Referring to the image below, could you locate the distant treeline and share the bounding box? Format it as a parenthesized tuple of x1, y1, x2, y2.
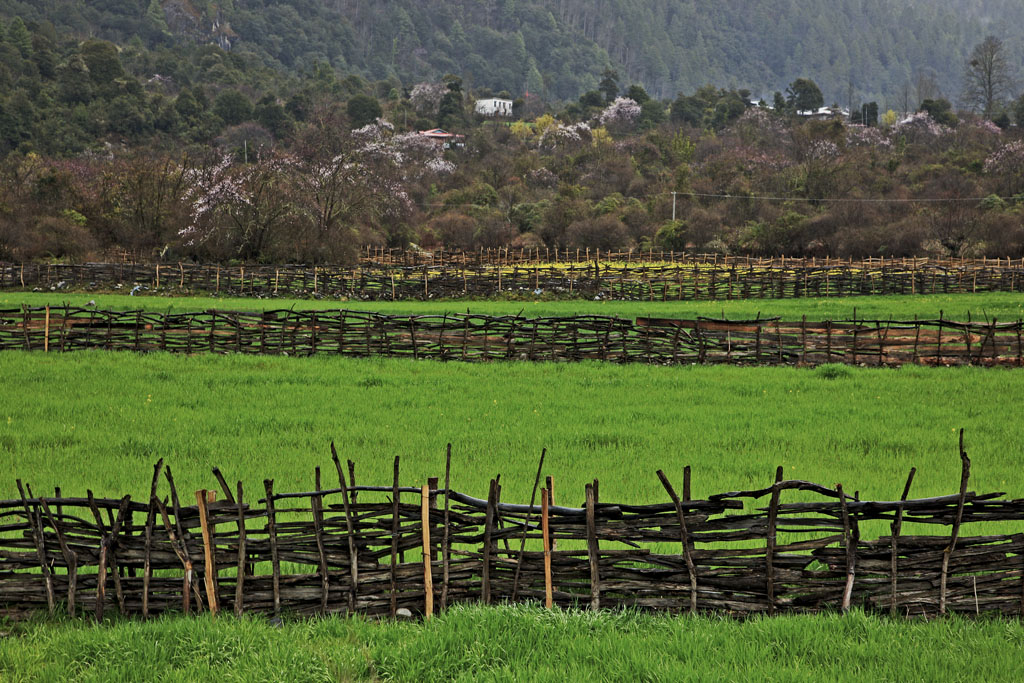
(1, 12, 1024, 264)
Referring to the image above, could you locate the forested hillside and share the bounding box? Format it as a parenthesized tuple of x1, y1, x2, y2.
(2, 0, 1022, 106)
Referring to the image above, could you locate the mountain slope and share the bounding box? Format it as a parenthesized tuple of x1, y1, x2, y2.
(2, 0, 1022, 106)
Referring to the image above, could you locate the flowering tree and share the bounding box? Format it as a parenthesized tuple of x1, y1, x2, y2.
(984, 140, 1024, 195)
(598, 97, 641, 132)
(538, 121, 591, 149)
(180, 152, 298, 260)
(891, 112, 952, 143)
(409, 82, 446, 116)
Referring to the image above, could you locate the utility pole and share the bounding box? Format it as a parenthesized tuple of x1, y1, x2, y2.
(671, 191, 677, 222)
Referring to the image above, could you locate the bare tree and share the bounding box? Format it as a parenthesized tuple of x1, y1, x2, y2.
(961, 36, 1016, 116)
(915, 69, 942, 107)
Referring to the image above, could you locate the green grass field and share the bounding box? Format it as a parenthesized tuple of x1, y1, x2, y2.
(3, 606, 1023, 682)
(2, 350, 1020, 505)
(3, 289, 1024, 679)
(5, 290, 1024, 322)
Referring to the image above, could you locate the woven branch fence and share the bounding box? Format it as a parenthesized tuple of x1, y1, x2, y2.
(3, 307, 1023, 367)
(361, 247, 1024, 268)
(4, 259, 1023, 301)
(3, 436, 1022, 621)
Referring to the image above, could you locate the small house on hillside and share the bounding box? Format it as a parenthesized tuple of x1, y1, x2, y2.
(797, 106, 849, 120)
(474, 98, 513, 117)
(418, 129, 465, 149)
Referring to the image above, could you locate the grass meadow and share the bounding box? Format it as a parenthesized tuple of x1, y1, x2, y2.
(2, 288, 1024, 680)
(2, 351, 1022, 505)
(2, 606, 1024, 682)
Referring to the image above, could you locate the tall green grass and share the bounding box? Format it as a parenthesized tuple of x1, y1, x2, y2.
(2, 352, 1019, 506)
(2, 606, 1023, 682)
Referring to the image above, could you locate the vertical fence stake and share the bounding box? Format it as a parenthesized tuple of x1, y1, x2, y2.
(142, 459, 164, 618)
(940, 429, 971, 615)
(196, 490, 220, 616)
(890, 467, 916, 615)
(441, 444, 452, 610)
(39, 495, 77, 618)
(512, 448, 546, 602)
(331, 444, 359, 614)
(311, 468, 329, 614)
(390, 456, 400, 618)
(17, 481, 55, 614)
(235, 482, 246, 617)
(541, 488, 552, 608)
(657, 470, 698, 613)
(263, 480, 281, 618)
(585, 483, 601, 611)
(837, 484, 855, 612)
(482, 478, 498, 604)
(421, 485, 434, 619)
(347, 460, 358, 505)
(766, 466, 783, 615)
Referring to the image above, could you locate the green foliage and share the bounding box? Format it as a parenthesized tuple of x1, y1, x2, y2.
(670, 93, 703, 127)
(4, 0, 1024, 106)
(786, 78, 824, 112)
(345, 93, 382, 128)
(598, 68, 619, 103)
(212, 90, 253, 126)
(979, 194, 1008, 212)
(920, 98, 958, 127)
(80, 39, 125, 86)
(654, 219, 688, 250)
(638, 99, 666, 129)
(626, 84, 650, 104)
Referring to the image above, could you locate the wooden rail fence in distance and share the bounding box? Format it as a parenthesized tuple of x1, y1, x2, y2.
(2, 307, 1022, 367)
(4, 258, 1023, 301)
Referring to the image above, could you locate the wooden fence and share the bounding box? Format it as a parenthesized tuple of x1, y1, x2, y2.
(4, 259, 1023, 300)
(2, 307, 1022, 367)
(359, 246, 1024, 268)
(3, 435, 1023, 621)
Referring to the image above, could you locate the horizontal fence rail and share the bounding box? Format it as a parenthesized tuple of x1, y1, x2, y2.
(4, 259, 1023, 301)
(2, 307, 1022, 367)
(2, 435, 1021, 621)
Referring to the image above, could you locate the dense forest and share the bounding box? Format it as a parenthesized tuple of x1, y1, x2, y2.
(1, 4, 1023, 264)
(2, 0, 1023, 105)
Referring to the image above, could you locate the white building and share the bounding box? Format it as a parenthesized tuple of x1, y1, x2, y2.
(474, 98, 514, 117)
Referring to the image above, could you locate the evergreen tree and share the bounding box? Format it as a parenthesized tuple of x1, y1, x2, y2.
(599, 69, 619, 103)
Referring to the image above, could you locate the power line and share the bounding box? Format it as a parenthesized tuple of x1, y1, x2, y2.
(674, 191, 1016, 204)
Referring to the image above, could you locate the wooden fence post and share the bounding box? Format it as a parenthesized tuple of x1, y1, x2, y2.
(890, 468, 916, 615)
(656, 470, 698, 613)
(482, 478, 497, 604)
(311, 468, 329, 614)
(331, 445, 359, 614)
(235, 481, 246, 617)
(16, 481, 55, 614)
(837, 484, 855, 612)
(766, 466, 783, 615)
(421, 485, 434, 619)
(541, 488, 552, 609)
(390, 456, 400, 618)
(940, 430, 971, 615)
(263, 480, 281, 617)
(195, 489, 219, 616)
(585, 483, 600, 611)
(441, 444, 452, 610)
